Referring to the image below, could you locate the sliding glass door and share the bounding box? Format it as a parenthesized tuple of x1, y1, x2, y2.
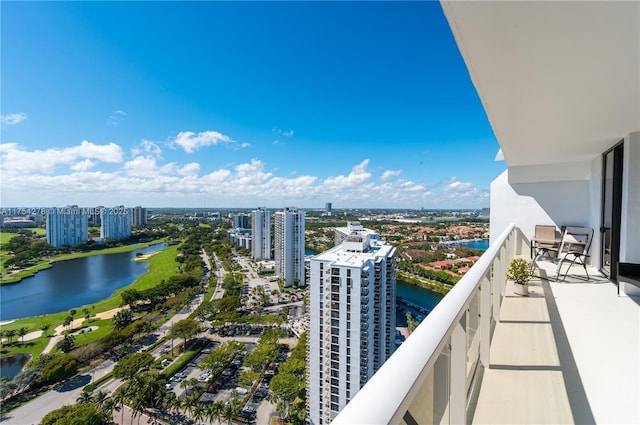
(601, 142, 623, 280)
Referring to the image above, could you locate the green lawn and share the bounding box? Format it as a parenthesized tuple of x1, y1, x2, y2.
(0, 232, 14, 247)
(0, 243, 182, 359)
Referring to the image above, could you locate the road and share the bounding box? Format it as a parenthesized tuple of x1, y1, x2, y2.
(0, 249, 216, 425)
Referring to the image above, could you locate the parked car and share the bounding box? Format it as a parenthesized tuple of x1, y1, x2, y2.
(240, 405, 256, 418)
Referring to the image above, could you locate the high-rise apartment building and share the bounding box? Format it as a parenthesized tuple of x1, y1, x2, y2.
(308, 228, 396, 424)
(251, 207, 271, 260)
(130, 206, 147, 227)
(45, 206, 89, 247)
(89, 206, 104, 227)
(325, 202, 332, 216)
(100, 206, 132, 240)
(274, 207, 306, 287)
(232, 213, 250, 230)
(334, 221, 380, 246)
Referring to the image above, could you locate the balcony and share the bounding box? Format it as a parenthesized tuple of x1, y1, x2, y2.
(333, 223, 640, 424)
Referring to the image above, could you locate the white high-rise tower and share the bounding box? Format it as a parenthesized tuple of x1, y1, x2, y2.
(251, 207, 271, 260)
(45, 206, 89, 247)
(308, 227, 396, 424)
(274, 207, 306, 287)
(100, 206, 132, 240)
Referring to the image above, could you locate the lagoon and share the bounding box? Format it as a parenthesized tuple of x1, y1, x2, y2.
(0, 244, 165, 321)
(396, 280, 443, 326)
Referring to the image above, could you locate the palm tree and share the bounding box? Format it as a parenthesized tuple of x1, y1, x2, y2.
(193, 403, 206, 424)
(41, 324, 50, 337)
(63, 316, 73, 332)
(221, 402, 237, 425)
(207, 400, 225, 425)
(180, 379, 189, 395)
(182, 395, 197, 418)
(98, 396, 116, 423)
(77, 390, 94, 403)
(69, 309, 77, 330)
(163, 393, 180, 416)
(129, 394, 144, 425)
(93, 389, 109, 406)
(18, 326, 29, 343)
(187, 377, 199, 396)
(5, 329, 16, 344)
(112, 386, 127, 425)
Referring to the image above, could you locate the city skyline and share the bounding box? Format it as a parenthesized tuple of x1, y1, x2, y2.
(1, 2, 504, 209)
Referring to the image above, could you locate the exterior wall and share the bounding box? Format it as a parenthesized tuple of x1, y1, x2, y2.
(490, 131, 639, 278)
(308, 238, 396, 425)
(130, 206, 147, 226)
(274, 208, 305, 287)
(620, 132, 640, 295)
(232, 213, 250, 230)
(490, 169, 592, 256)
(46, 206, 89, 247)
(100, 206, 132, 240)
(251, 208, 271, 260)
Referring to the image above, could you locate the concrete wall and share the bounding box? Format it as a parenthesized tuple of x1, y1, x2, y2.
(620, 132, 640, 295)
(490, 169, 592, 254)
(490, 131, 639, 282)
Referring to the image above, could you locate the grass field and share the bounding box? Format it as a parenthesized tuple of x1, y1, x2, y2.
(0, 243, 182, 359)
(0, 232, 14, 247)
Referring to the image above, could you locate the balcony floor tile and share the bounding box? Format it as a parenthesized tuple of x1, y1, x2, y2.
(472, 267, 639, 425)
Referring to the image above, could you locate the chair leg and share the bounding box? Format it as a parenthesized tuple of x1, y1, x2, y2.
(557, 256, 579, 282)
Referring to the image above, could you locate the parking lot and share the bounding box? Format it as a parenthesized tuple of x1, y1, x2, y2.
(163, 337, 282, 424)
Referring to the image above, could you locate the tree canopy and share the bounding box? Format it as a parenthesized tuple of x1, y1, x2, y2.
(112, 352, 153, 380)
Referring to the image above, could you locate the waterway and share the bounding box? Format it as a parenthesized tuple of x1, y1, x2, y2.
(0, 244, 166, 321)
(0, 354, 31, 380)
(396, 281, 443, 326)
(447, 239, 489, 250)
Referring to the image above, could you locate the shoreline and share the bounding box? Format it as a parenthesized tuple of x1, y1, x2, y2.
(0, 239, 165, 285)
(0, 243, 181, 363)
(397, 270, 452, 296)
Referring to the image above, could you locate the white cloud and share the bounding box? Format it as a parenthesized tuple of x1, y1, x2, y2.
(0, 146, 489, 208)
(323, 159, 372, 188)
(123, 155, 177, 178)
(272, 127, 294, 137)
(70, 159, 96, 172)
(172, 130, 238, 153)
(108, 110, 127, 126)
(178, 162, 200, 177)
(0, 141, 123, 174)
(379, 169, 402, 181)
(1, 112, 28, 127)
(131, 139, 162, 158)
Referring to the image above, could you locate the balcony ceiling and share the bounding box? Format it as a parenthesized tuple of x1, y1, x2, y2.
(441, 1, 640, 167)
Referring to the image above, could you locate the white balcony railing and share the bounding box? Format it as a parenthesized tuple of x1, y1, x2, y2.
(333, 223, 525, 424)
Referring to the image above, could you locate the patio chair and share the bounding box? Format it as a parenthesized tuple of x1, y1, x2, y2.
(549, 226, 594, 281)
(530, 224, 559, 259)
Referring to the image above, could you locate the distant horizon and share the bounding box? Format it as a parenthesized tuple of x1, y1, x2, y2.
(1, 2, 504, 209)
(1, 205, 489, 212)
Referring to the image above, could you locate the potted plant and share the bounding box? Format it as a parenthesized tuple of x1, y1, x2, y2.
(507, 258, 532, 296)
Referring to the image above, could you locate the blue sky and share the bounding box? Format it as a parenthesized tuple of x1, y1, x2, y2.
(1, 1, 504, 209)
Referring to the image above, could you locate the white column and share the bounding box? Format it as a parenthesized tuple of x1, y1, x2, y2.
(450, 321, 467, 425)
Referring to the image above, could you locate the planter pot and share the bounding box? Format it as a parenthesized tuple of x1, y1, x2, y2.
(513, 283, 529, 296)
